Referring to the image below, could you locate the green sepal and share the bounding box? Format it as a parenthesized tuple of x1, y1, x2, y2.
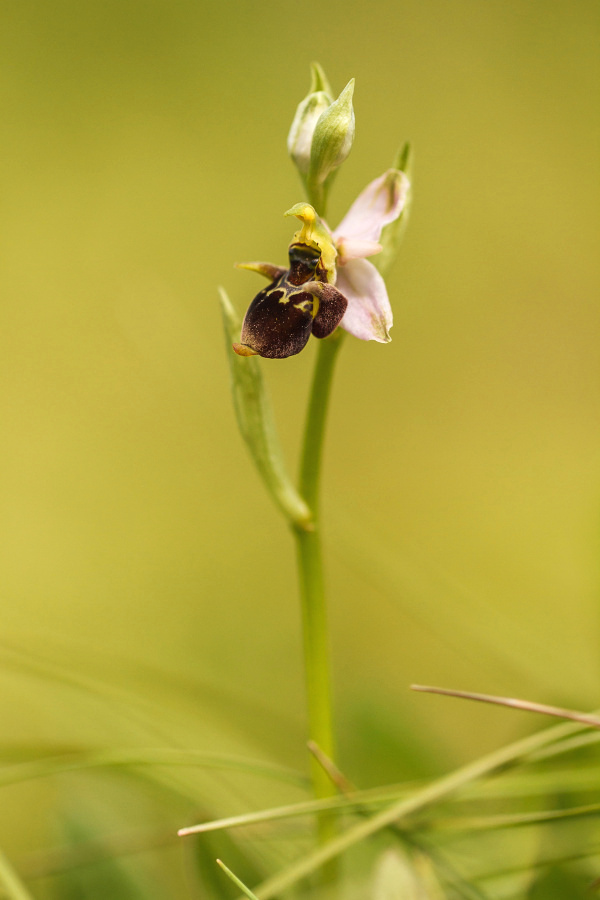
(376, 142, 413, 278)
(309, 61, 333, 98)
(220, 288, 312, 530)
(392, 140, 413, 179)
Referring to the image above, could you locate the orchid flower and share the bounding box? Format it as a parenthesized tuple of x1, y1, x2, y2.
(331, 167, 410, 343)
(233, 168, 410, 359)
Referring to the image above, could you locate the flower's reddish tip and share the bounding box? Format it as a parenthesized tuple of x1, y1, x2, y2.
(232, 342, 258, 357)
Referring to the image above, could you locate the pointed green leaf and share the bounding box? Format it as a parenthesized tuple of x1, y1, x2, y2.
(220, 289, 312, 530)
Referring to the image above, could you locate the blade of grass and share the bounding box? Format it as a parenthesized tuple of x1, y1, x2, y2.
(474, 843, 600, 884)
(192, 826, 266, 900)
(0, 640, 174, 745)
(178, 791, 379, 836)
(411, 685, 600, 728)
(179, 757, 600, 838)
(0, 748, 307, 790)
(464, 765, 600, 798)
(217, 860, 260, 900)
(0, 851, 34, 900)
(307, 740, 355, 793)
(241, 717, 588, 898)
(528, 730, 600, 761)
(310, 742, 488, 900)
(431, 801, 600, 832)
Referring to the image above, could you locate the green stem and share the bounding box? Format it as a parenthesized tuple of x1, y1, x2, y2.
(299, 331, 344, 513)
(294, 330, 345, 875)
(305, 177, 327, 222)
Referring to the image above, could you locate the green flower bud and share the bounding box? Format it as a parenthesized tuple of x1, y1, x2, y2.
(287, 90, 333, 176)
(308, 78, 355, 187)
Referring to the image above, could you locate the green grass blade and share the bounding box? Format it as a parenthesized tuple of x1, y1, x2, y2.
(0, 748, 307, 790)
(432, 801, 600, 832)
(243, 717, 588, 898)
(179, 760, 600, 838)
(0, 851, 34, 900)
(191, 827, 266, 900)
(217, 860, 260, 900)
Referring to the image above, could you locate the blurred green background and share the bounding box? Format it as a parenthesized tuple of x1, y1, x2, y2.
(0, 0, 599, 895)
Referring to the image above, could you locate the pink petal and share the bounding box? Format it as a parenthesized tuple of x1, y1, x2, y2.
(336, 258, 393, 343)
(334, 169, 410, 244)
(335, 237, 382, 264)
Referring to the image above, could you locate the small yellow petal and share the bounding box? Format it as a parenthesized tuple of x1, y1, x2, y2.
(232, 342, 258, 356)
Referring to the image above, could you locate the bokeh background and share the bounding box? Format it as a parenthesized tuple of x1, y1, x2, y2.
(0, 0, 599, 895)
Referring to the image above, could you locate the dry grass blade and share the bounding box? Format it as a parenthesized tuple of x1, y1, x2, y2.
(307, 740, 355, 793)
(411, 685, 600, 728)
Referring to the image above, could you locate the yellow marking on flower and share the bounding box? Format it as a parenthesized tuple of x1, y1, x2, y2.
(284, 203, 337, 283)
(294, 299, 312, 312)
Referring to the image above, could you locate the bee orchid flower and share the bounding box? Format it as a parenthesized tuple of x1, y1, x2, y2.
(233, 168, 410, 359)
(332, 167, 410, 343)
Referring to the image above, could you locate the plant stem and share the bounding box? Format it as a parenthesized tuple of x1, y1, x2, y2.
(294, 330, 345, 871)
(305, 178, 327, 222)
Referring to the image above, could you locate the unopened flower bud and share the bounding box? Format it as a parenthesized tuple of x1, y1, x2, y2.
(308, 79, 355, 186)
(287, 90, 332, 176)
